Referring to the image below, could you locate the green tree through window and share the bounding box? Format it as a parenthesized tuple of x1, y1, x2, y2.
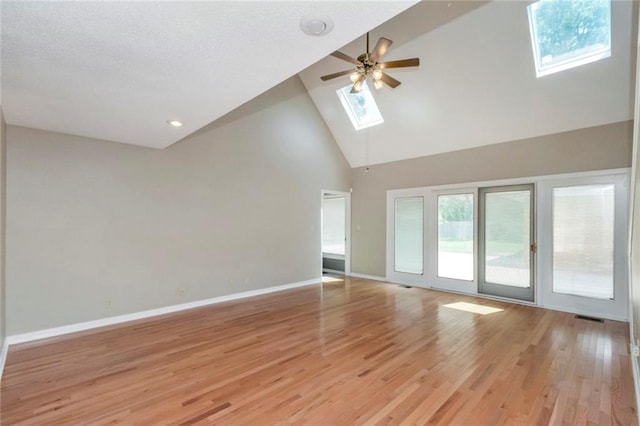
(438, 195, 472, 224)
(528, 0, 611, 76)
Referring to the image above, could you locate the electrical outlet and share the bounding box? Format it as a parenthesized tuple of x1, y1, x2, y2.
(634, 346, 640, 357)
(106, 300, 112, 310)
(178, 288, 186, 297)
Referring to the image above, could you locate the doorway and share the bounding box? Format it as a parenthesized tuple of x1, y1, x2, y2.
(321, 190, 351, 277)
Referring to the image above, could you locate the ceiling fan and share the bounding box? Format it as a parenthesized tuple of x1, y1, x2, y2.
(320, 32, 420, 93)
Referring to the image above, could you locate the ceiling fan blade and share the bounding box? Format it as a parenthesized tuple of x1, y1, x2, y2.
(330, 50, 361, 66)
(369, 37, 393, 63)
(320, 69, 357, 81)
(380, 72, 401, 89)
(350, 74, 367, 93)
(378, 58, 420, 69)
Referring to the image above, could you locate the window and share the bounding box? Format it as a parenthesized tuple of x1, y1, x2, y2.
(553, 184, 614, 299)
(527, 0, 611, 77)
(437, 194, 474, 281)
(322, 197, 346, 255)
(336, 81, 384, 130)
(394, 197, 423, 274)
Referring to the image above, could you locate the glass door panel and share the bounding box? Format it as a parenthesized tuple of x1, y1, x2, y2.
(538, 172, 627, 321)
(394, 197, 424, 274)
(479, 185, 535, 301)
(553, 184, 614, 300)
(437, 193, 474, 281)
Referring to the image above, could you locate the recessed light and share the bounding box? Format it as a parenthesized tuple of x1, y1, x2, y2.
(300, 16, 334, 37)
(167, 120, 183, 127)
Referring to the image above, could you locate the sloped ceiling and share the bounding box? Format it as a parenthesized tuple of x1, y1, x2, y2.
(1, 1, 417, 149)
(299, 1, 637, 167)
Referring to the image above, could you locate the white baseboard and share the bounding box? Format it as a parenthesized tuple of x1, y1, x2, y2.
(632, 343, 640, 425)
(349, 272, 387, 282)
(0, 338, 8, 382)
(540, 303, 627, 322)
(6, 278, 320, 346)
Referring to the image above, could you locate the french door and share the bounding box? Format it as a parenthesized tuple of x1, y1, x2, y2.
(478, 185, 535, 302)
(386, 169, 628, 320)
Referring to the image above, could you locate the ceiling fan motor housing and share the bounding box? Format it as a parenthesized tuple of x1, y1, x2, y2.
(356, 54, 376, 75)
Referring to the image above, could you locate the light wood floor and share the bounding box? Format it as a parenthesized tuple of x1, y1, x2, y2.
(1, 277, 637, 425)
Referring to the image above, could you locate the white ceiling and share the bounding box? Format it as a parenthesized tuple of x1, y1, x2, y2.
(299, 1, 637, 167)
(1, 1, 417, 149)
(2, 1, 636, 164)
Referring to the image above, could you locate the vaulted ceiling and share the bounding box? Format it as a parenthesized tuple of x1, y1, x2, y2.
(1, 1, 416, 148)
(299, 0, 637, 167)
(1, 1, 637, 166)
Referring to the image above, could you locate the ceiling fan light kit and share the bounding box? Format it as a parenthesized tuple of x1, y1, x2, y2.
(320, 32, 420, 93)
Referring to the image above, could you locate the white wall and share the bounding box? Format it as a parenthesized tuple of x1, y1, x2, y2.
(0, 108, 6, 347)
(629, 0, 640, 355)
(6, 76, 351, 335)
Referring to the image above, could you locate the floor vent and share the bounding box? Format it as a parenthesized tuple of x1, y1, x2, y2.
(399, 285, 412, 289)
(575, 314, 604, 323)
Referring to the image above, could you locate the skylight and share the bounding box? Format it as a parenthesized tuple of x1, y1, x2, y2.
(527, 0, 611, 78)
(336, 81, 384, 130)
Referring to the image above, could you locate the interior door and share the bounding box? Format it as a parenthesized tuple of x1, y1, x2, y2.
(479, 184, 535, 301)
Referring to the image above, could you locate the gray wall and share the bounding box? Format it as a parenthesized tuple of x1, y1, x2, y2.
(351, 121, 633, 277)
(6, 76, 351, 335)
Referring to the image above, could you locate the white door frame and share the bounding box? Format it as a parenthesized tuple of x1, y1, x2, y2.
(321, 190, 351, 276)
(537, 171, 629, 320)
(428, 187, 479, 295)
(386, 187, 430, 287)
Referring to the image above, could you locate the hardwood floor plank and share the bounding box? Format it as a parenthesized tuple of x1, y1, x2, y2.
(1, 277, 637, 424)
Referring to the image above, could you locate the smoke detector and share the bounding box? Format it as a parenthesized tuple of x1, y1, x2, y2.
(300, 16, 334, 37)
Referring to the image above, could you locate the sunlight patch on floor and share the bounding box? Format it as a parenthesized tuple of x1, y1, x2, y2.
(322, 276, 345, 283)
(442, 302, 503, 315)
